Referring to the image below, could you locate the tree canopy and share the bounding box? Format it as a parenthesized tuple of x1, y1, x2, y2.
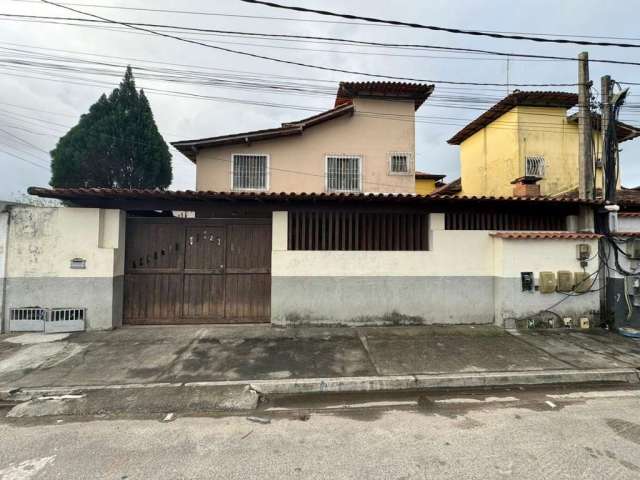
(50, 66, 172, 188)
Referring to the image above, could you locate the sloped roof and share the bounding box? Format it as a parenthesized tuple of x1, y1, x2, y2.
(430, 177, 462, 195)
(566, 112, 639, 143)
(491, 231, 602, 240)
(415, 171, 446, 181)
(334, 81, 434, 110)
(171, 103, 354, 161)
(447, 91, 579, 145)
(28, 187, 599, 207)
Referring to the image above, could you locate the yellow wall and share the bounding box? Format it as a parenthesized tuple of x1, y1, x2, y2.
(415, 178, 437, 195)
(196, 97, 416, 194)
(458, 106, 606, 197)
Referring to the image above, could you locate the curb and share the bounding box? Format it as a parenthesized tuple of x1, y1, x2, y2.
(248, 368, 640, 395)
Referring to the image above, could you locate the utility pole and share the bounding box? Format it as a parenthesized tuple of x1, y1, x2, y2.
(578, 51, 594, 200)
(601, 75, 613, 202)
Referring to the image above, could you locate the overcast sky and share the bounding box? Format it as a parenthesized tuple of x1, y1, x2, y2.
(1, 0, 639, 201)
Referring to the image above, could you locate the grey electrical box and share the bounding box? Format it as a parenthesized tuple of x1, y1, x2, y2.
(627, 239, 640, 259)
(576, 244, 591, 261)
(574, 271, 591, 293)
(557, 271, 574, 292)
(539, 272, 557, 294)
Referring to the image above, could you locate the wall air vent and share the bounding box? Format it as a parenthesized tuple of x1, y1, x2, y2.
(46, 308, 86, 333)
(9, 307, 46, 332)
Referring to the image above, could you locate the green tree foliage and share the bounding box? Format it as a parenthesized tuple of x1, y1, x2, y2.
(50, 66, 172, 188)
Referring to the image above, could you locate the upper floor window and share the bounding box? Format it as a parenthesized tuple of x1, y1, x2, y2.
(326, 155, 362, 192)
(525, 155, 545, 178)
(232, 154, 269, 191)
(388, 152, 413, 175)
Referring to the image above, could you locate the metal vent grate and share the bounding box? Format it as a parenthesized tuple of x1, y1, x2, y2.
(9, 307, 47, 332)
(46, 308, 86, 333)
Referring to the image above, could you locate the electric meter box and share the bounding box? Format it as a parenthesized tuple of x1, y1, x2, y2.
(627, 238, 640, 260)
(576, 244, 591, 261)
(557, 271, 574, 292)
(574, 271, 591, 293)
(538, 272, 557, 294)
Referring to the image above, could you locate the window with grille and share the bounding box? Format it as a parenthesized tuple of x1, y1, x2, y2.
(232, 154, 268, 190)
(525, 155, 545, 178)
(389, 153, 412, 175)
(326, 155, 361, 192)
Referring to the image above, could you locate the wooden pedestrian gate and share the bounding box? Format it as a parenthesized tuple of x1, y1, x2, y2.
(123, 218, 271, 325)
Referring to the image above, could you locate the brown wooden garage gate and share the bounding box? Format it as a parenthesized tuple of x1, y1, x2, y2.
(123, 217, 271, 325)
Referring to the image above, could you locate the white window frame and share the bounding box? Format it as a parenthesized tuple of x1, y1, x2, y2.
(230, 153, 270, 192)
(388, 152, 414, 176)
(525, 154, 545, 178)
(324, 154, 363, 193)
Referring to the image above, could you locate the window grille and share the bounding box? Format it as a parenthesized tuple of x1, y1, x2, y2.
(525, 155, 545, 178)
(288, 210, 428, 251)
(389, 153, 411, 174)
(232, 154, 268, 190)
(326, 155, 361, 192)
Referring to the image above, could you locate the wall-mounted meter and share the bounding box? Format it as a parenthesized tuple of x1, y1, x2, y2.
(576, 244, 591, 261)
(627, 238, 640, 260)
(521, 272, 534, 292)
(557, 271, 574, 292)
(539, 272, 557, 294)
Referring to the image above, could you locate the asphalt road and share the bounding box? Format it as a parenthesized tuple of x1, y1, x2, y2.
(1, 388, 640, 479)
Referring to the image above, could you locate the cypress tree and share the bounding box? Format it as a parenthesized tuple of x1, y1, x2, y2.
(50, 66, 172, 188)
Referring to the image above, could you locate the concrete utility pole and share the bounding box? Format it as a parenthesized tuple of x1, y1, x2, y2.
(578, 52, 594, 200)
(601, 75, 613, 202)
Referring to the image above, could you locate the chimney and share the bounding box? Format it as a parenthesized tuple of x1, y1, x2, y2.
(511, 176, 541, 197)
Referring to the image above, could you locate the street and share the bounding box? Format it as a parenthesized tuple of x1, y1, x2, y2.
(1, 387, 640, 479)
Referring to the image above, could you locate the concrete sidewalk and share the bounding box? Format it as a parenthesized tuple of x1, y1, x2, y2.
(0, 325, 639, 415)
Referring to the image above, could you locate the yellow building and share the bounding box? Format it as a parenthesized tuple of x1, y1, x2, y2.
(445, 91, 639, 197)
(414, 171, 445, 195)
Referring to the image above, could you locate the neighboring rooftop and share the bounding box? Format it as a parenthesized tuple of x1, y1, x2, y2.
(334, 81, 434, 110)
(447, 91, 579, 145)
(430, 177, 462, 195)
(171, 103, 354, 162)
(415, 171, 446, 181)
(566, 112, 640, 143)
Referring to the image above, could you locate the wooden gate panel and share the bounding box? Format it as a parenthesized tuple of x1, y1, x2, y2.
(124, 219, 271, 325)
(124, 274, 182, 324)
(224, 274, 271, 322)
(226, 224, 271, 273)
(182, 274, 225, 320)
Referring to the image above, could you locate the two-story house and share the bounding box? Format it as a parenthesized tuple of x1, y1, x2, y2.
(441, 90, 639, 198)
(172, 81, 444, 195)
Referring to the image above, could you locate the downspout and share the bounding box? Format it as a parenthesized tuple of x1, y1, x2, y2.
(0, 207, 11, 333)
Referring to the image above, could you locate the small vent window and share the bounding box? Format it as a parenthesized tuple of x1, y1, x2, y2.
(525, 155, 545, 178)
(232, 154, 268, 191)
(389, 153, 412, 175)
(326, 155, 361, 192)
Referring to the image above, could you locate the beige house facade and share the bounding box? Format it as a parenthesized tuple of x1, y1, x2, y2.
(172, 82, 434, 195)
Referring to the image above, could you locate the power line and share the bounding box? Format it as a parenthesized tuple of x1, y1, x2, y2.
(4, 13, 640, 67)
(38, 0, 579, 87)
(241, 0, 640, 49)
(0, 146, 49, 171)
(14, 0, 640, 43)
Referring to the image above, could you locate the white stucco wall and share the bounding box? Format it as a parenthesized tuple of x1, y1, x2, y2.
(271, 211, 601, 326)
(4, 207, 126, 331)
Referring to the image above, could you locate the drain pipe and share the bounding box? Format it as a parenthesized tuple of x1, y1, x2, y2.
(0, 206, 10, 334)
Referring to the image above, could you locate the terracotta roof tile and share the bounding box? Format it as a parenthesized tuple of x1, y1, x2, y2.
(448, 91, 578, 145)
(335, 81, 434, 110)
(27, 187, 601, 206)
(430, 177, 461, 195)
(491, 231, 602, 240)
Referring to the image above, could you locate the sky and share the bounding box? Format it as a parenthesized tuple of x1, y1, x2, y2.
(1, 0, 639, 201)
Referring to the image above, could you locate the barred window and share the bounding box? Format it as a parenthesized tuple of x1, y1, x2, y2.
(326, 155, 361, 192)
(525, 155, 545, 178)
(389, 153, 412, 175)
(232, 154, 268, 190)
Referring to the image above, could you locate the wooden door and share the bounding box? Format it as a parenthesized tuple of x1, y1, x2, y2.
(123, 218, 271, 325)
